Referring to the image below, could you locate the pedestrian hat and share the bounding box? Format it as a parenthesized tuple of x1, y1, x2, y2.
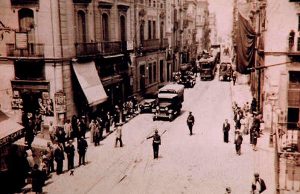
(254, 173, 259, 177)
(155, 129, 158, 133)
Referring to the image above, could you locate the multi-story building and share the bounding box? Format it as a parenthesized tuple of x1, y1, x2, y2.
(181, 0, 197, 65)
(209, 12, 217, 46)
(195, 0, 209, 53)
(131, 0, 168, 96)
(0, 0, 134, 130)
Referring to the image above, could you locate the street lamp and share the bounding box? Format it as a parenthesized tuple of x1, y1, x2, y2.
(269, 95, 278, 147)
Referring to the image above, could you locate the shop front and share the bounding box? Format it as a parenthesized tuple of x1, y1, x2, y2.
(72, 61, 108, 121)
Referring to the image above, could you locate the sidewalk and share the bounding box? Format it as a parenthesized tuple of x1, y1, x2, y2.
(230, 73, 276, 194)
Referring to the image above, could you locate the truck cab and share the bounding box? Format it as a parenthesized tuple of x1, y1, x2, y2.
(153, 84, 184, 121)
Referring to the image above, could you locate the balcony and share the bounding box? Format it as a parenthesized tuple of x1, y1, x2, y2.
(6, 43, 44, 58)
(142, 39, 159, 51)
(11, 0, 39, 4)
(160, 38, 168, 49)
(99, 41, 122, 55)
(73, 0, 92, 3)
(75, 41, 123, 57)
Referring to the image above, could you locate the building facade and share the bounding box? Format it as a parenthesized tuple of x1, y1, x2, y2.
(195, 0, 210, 53)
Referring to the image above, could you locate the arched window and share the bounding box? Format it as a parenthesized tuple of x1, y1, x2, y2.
(77, 11, 86, 43)
(102, 13, 109, 41)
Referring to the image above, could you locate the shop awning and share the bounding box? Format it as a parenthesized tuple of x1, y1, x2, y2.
(0, 110, 24, 148)
(72, 61, 108, 106)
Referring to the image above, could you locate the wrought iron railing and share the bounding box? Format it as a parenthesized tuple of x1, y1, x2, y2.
(75, 41, 123, 57)
(160, 38, 168, 49)
(143, 39, 159, 51)
(275, 121, 300, 193)
(6, 43, 44, 57)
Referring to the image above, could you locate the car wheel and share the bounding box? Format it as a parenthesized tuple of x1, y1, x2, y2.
(168, 114, 173, 122)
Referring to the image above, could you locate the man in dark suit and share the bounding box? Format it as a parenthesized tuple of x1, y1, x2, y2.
(77, 136, 88, 165)
(223, 119, 230, 143)
(252, 173, 266, 193)
(187, 111, 195, 135)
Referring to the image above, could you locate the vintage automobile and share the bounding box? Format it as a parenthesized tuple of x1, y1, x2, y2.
(219, 60, 232, 81)
(199, 53, 217, 80)
(139, 93, 158, 113)
(153, 84, 184, 121)
(176, 64, 196, 88)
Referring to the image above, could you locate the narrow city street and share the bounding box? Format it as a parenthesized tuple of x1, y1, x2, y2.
(35, 75, 275, 194)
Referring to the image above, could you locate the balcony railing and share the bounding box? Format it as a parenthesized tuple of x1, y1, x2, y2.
(142, 39, 159, 51)
(160, 38, 168, 49)
(75, 41, 123, 57)
(6, 43, 44, 57)
(75, 42, 98, 57)
(275, 121, 300, 192)
(99, 41, 122, 55)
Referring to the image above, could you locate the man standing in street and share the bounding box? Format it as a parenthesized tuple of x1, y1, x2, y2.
(65, 140, 75, 171)
(77, 136, 88, 166)
(234, 130, 243, 155)
(147, 129, 161, 159)
(115, 123, 123, 147)
(252, 173, 266, 193)
(187, 111, 195, 135)
(223, 119, 230, 143)
(54, 143, 65, 175)
(46, 142, 54, 173)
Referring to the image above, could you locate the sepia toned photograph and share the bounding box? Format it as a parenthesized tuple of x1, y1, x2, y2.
(0, 0, 298, 193)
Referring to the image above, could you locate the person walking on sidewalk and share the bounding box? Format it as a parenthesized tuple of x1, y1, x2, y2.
(223, 119, 230, 143)
(89, 119, 96, 143)
(65, 140, 75, 170)
(77, 136, 88, 166)
(252, 130, 259, 151)
(234, 130, 243, 155)
(187, 111, 195, 135)
(147, 129, 161, 159)
(115, 123, 123, 147)
(31, 164, 44, 194)
(252, 173, 266, 193)
(232, 71, 237, 85)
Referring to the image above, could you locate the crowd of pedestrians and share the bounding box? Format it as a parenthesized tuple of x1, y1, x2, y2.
(230, 97, 263, 155)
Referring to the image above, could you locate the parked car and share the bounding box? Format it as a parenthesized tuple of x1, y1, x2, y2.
(139, 92, 158, 113)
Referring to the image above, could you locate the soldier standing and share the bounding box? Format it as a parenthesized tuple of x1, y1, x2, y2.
(147, 129, 161, 159)
(187, 111, 195, 135)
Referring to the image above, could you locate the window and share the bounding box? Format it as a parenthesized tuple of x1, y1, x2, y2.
(161, 3, 163, 8)
(298, 15, 300, 31)
(140, 21, 145, 45)
(153, 62, 157, 82)
(15, 61, 45, 80)
(148, 20, 152, 39)
(149, 0, 151, 6)
(102, 13, 109, 41)
(148, 64, 152, 84)
(297, 37, 300, 51)
(153, 1, 156, 7)
(140, 0, 143, 4)
(153, 21, 156, 39)
(77, 11, 87, 43)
